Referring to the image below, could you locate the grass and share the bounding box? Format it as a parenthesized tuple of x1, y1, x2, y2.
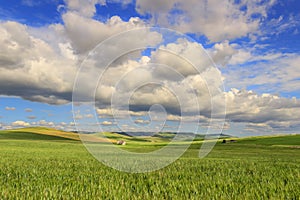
(236, 134, 300, 146)
(0, 127, 80, 141)
(0, 128, 299, 199)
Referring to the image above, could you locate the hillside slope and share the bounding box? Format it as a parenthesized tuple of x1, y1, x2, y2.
(0, 127, 80, 141)
(0, 127, 119, 143)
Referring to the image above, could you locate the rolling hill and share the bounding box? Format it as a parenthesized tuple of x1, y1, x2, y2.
(0, 127, 79, 141)
(0, 127, 299, 148)
(0, 127, 114, 143)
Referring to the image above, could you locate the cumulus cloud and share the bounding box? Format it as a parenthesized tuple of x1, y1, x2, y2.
(129, 111, 147, 117)
(63, 0, 277, 42)
(74, 113, 83, 120)
(151, 38, 212, 77)
(210, 41, 237, 66)
(63, 0, 106, 17)
(101, 121, 113, 126)
(97, 108, 147, 118)
(135, 0, 276, 42)
(224, 53, 300, 94)
(5, 107, 16, 111)
(12, 120, 30, 127)
(0, 12, 161, 105)
(0, 21, 76, 104)
(166, 114, 181, 121)
(25, 108, 32, 112)
(134, 119, 150, 124)
(89, 37, 298, 131)
(37, 120, 54, 127)
(97, 108, 113, 117)
(152, 87, 300, 131)
(53, 121, 77, 131)
(89, 38, 223, 119)
(224, 89, 300, 128)
(84, 114, 94, 119)
(62, 12, 147, 54)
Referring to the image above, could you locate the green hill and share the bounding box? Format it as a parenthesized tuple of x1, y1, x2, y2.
(0, 127, 80, 141)
(1, 127, 299, 148)
(235, 134, 300, 147)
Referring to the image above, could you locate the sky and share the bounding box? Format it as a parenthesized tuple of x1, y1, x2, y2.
(0, 0, 299, 136)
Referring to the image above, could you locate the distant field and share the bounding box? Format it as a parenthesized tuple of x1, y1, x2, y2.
(237, 134, 300, 146)
(0, 128, 299, 199)
(0, 127, 80, 141)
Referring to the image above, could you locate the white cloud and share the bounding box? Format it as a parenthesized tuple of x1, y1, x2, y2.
(63, 0, 106, 17)
(5, 106, 16, 111)
(136, 0, 175, 16)
(38, 120, 55, 127)
(74, 113, 83, 120)
(61, 0, 278, 42)
(97, 108, 113, 116)
(60, 122, 67, 126)
(53, 121, 77, 131)
(134, 119, 150, 124)
(262, 14, 300, 37)
(25, 108, 32, 112)
(12, 120, 30, 127)
(224, 53, 300, 93)
(210, 42, 288, 67)
(69, 122, 75, 126)
(62, 12, 147, 54)
(166, 114, 181, 121)
(0, 21, 76, 104)
(228, 49, 252, 65)
(0, 13, 161, 105)
(102, 121, 113, 125)
(81, 38, 223, 122)
(129, 111, 147, 116)
(135, 0, 276, 42)
(210, 41, 237, 66)
(84, 114, 94, 118)
(224, 88, 300, 127)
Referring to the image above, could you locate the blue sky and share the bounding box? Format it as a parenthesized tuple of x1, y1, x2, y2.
(0, 0, 299, 136)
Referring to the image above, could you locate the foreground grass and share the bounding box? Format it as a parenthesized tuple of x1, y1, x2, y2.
(0, 132, 299, 199)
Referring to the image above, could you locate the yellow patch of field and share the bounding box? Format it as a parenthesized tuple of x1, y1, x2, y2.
(9, 127, 81, 141)
(9, 127, 116, 143)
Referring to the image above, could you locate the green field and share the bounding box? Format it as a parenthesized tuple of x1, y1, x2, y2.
(0, 128, 299, 199)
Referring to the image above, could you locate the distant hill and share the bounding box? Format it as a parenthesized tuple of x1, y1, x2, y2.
(236, 134, 300, 146)
(1, 127, 298, 147)
(0, 127, 80, 141)
(114, 131, 232, 138)
(0, 127, 233, 143)
(0, 127, 120, 143)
